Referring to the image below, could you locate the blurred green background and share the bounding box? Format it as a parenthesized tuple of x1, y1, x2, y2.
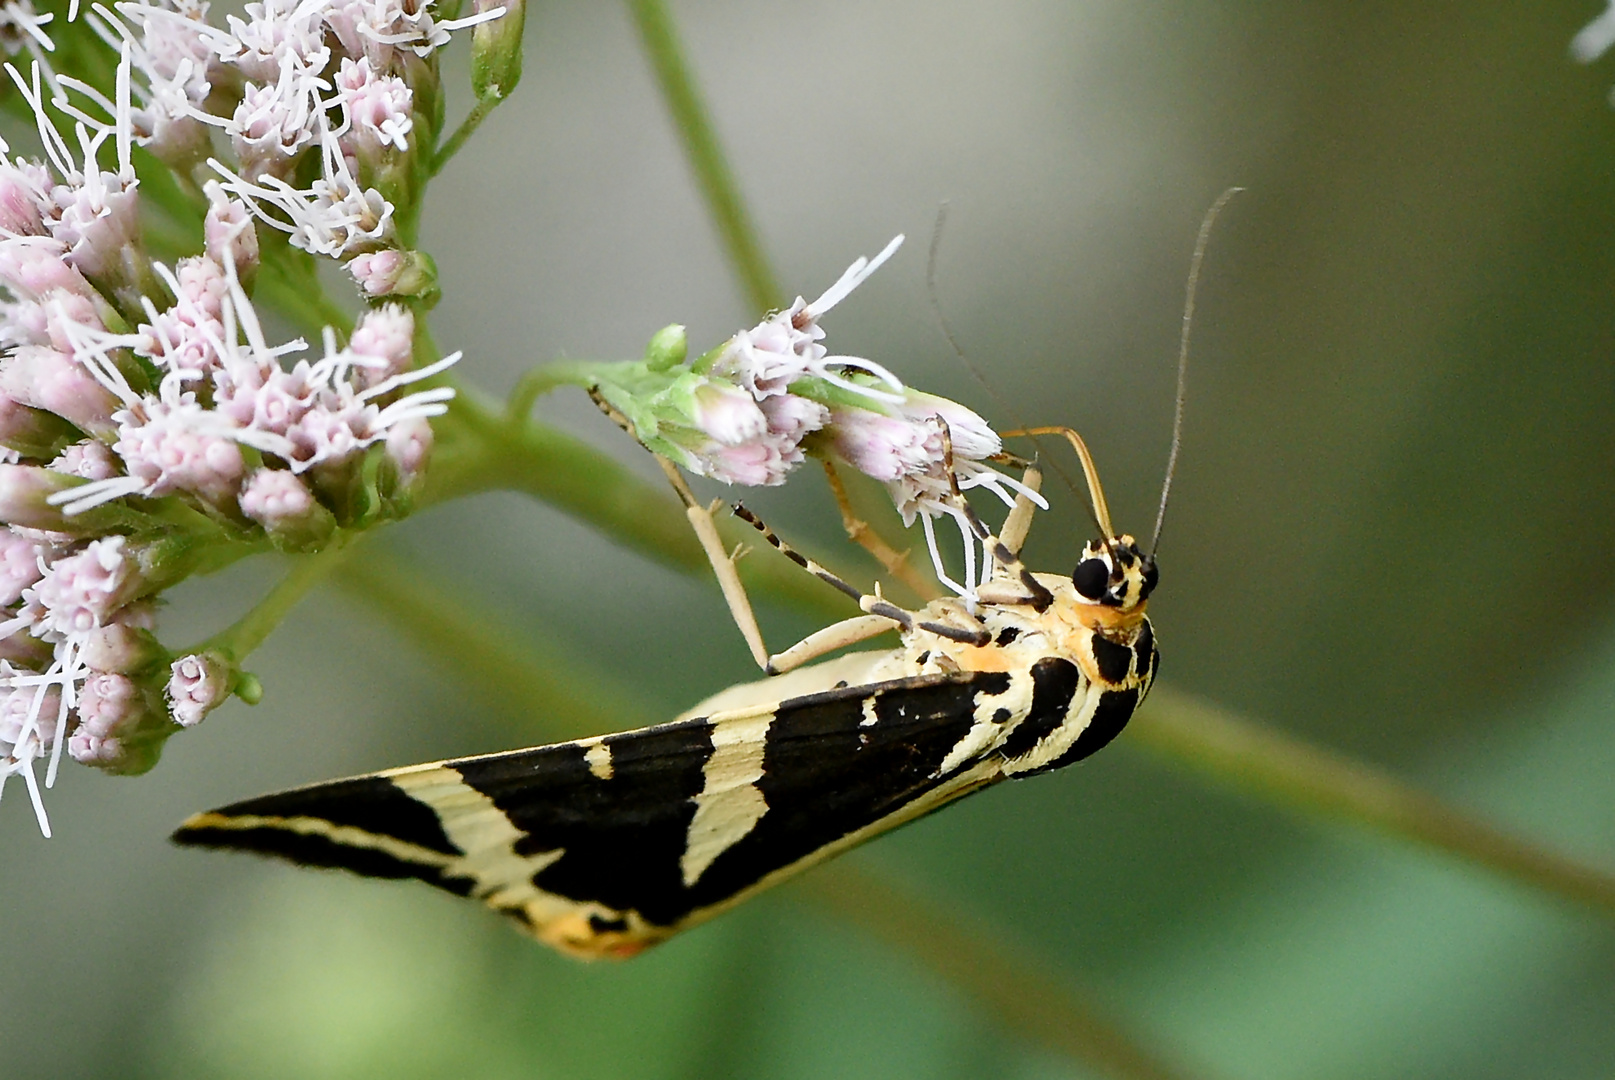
(4, 2, 1615, 1077)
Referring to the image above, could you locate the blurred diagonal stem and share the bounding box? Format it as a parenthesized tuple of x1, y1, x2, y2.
(1130, 688, 1615, 919)
(625, 0, 783, 314)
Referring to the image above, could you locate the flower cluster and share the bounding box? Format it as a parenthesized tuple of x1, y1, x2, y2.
(0, 0, 484, 831)
(89, 0, 502, 295)
(589, 238, 1043, 600)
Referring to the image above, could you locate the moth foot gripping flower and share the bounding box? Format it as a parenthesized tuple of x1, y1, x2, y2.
(0, 0, 507, 833)
(582, 237, 1045, 600)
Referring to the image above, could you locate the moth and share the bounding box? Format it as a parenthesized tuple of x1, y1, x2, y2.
(173, 426, 1158, 959)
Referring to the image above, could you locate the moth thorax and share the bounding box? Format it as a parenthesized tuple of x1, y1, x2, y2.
(1070, 533, 1156, 613)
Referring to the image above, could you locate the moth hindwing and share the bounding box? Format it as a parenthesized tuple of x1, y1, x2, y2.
(175, 452, 1159, 959)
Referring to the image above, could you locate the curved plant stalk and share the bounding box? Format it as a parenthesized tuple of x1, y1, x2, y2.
(1129, 687, 1615, 918)
(625, 0, 783, 314)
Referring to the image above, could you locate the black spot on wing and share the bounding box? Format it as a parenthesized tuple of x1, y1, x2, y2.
(1033, 687, 1139, 775)
(687, 672, 1008, 911)
(1091, 634, 1133, 686)
(454, 722, 714, 927)
(1132, 621, 1154, 679)
(171, 821, 474, 896)
(190, 775, 461, 857)
(994, 625, 1021, 646)
(998, 657, 1083, 759)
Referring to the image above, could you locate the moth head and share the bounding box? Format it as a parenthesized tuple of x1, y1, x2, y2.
(1071, 534, 1155, 611)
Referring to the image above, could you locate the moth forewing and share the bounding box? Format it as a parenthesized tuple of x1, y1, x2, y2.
(173, 456, 1159, 960)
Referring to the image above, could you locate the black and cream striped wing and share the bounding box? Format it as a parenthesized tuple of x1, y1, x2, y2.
(173, 669, 1017, 958)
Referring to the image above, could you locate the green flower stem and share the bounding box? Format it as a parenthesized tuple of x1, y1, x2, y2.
(791, 860, 1200, 1080)
(625, 0, 782, 315)
(428, 385, 849, 621)
(193, 539, 356, 663)
(504, 360, 603, 424)
(334, 542, 1186, 1080)
(432, 96, 501, 176)
(1130, 686, 1615, 919)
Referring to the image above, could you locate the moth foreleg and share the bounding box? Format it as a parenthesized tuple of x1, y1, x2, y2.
(766, 613, 898, 675)
(820, 460, 934, 598)
(656, 457, 774, 671)
(997, 461, 1043, 556)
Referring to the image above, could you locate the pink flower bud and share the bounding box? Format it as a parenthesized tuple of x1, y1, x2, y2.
(349, 305, 415, 389)
(79, 618, 165, 674)
(167, 651, 233, 726)
(691, 381, 768, 446)
(695, 440, 795, 487)
(0, 465, 124, 534)
(27, 536, 137, 636)
(49, 440, 120, 481)
(334, 58, 414, 153)
(346, 248, 436, 299)
(759, 393, 829, 443)
(0, 164, 48, 236)
(0, 685, 63, 757)
(205, 195, 260, 283)
(0, 243, 95, 302)
(0, 527, 43, 606)
(827, 408, 931, 482)
(77, 672, 146, 739)
(0, 346, 119, 437)
(346, 249, 404, 295)
(48, 176, 141, 283)
(114, 402, 246, 506)
(384, 416, 433, 482)
(237, 468, 335, 550)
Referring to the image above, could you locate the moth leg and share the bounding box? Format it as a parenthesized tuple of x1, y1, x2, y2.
(652, 457, 777, 671)
(766, 613, 898, 675)
(729, 504, 924, 672)
(820, 461, 935, 599)
(588, 388, 784, 670)
(997, 461, 1043, 557)
(933, 420, 1054, 611)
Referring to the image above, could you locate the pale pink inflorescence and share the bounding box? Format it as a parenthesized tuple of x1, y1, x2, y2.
(651, 237, 1042, 598)
(0, 0, 494, 831)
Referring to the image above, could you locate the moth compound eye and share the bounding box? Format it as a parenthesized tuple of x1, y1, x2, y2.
(1140, 559, 1160, 599)
(1072, 557, 1108, 600)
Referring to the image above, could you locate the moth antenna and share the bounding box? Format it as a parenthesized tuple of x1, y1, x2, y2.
(1000, 426, 1114, 541)
(1150, 185, 1244, 560)
(927, 203, 1103, 537)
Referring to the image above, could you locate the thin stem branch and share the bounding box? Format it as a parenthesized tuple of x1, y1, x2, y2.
(1130, 686, 1615, 919)
(195, 540, 355, 662)
(624, 0, 782, 314)
(334, 543, 1192, 1080)
(791, 861, 1199, 1080)
(432, 96, 500, 176)
(503, 359, 603, 424)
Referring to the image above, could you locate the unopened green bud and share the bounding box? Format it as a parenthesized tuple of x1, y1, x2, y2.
(644, 324, 688, 371)
(471, 0, 525, 102)
(348, 249, 440, 306)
